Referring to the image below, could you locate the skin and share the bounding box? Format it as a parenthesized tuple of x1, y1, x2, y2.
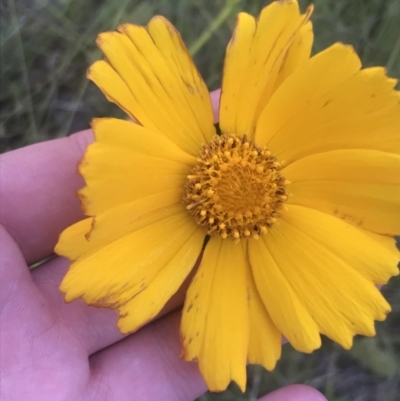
(0, 92, 327, 401)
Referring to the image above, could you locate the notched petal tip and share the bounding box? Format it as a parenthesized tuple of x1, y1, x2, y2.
(90, 118, 109, 140)
(148, 15, 175, 30)
(147, 14, 189, 55)
(58, 281, 75, 303)
(378, 304, 392, 321)
(340, 338, 353, 351)
(76, 187, 91, 215)
(86, 60, 107, 82)
(90, 117, 101, 130)
(276, 0, 297, 7)
(86, 65, 94, 80)
(95, 31, 111, 47)
(331, 41, 356, 54)
(116, 315, 139, 335)
(117, 22, 136, 33)
(54, 237, 68, 260)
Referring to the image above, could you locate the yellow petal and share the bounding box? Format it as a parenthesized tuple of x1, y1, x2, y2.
(117, 224, 204, 334)
(94, 17, 215, 155)
(259, 60, 400, 161)
(363, 231, 400, 260)
(282, 205, 399, 285)
(246, 245, 282, 370)
(288, 181, 399, 235)
(92, 118, 196, 164)
(271, 20, 314, 92)
(255, 42, 362, 147)
(220, 0, 313, 138)
(181, 237, 249, 392)
(79, 118, 194, 215)
(56, 201, 185, 262)
(87, 61, 139, 122)
(219, 12, 256, 136)
(283, 149, 400, 184)
(285, 150, 400, 235)
(267, 212, 392, 348)
(248, 236, 321, 353)
(60, 210, 200, 308)
(146, 17, 214, 134)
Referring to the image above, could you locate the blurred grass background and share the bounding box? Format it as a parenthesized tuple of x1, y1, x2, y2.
(1, 0, 399, 399)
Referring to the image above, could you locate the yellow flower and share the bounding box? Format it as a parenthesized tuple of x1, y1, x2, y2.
(55, 0, 400, 392)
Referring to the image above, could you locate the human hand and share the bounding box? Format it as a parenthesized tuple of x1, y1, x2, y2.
(0, 91, 327, 401)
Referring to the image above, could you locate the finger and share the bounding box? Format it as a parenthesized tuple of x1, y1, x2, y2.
(32, 252, 202, 355)
(31, 255, 122, 354)
(0, 130, 93, 265)
(0, 225, 66, 369)
(210, 89, 221, 122)
(258, 385, 327, 401)
(0, 225, 38, 312)
(0, 92, 221, 266)
(87, 311, 206, 401)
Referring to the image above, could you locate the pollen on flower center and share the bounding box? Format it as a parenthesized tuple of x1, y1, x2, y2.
(183, 134, 288, 240)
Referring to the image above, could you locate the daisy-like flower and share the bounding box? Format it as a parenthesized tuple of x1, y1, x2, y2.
(56, 0, 400, 392)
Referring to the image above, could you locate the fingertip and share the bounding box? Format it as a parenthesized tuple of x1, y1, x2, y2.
(259, 384, 327, 401)
(210, 89, 221, 123)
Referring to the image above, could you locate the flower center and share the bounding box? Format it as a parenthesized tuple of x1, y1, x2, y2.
(183, 134, 288, 240)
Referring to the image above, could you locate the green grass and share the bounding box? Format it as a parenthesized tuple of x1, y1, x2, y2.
(1, 0, 400, 400)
